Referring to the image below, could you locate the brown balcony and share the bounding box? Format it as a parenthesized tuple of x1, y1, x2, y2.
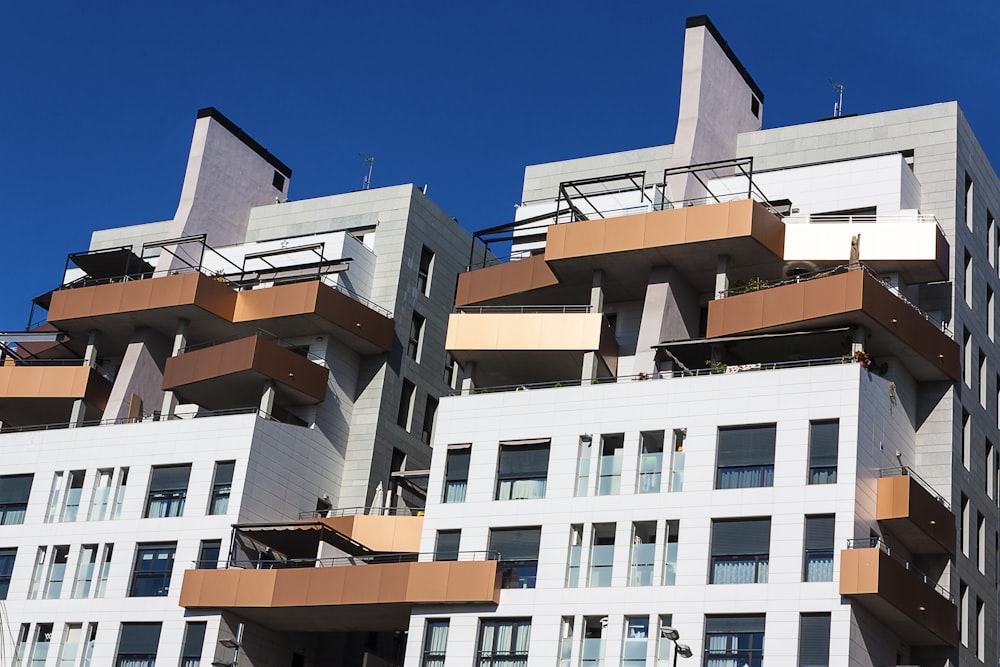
(840, 544, 956, 646)
(162, 335, 328, 409)
(233, 280, 393, 354)
(318, 515, 423, 553)
(179, 558, 500, 632)
(0, 364, 112, 427)
(446, 309, 618, 386)
(876, 470, 955, 555)
(706, 269, 960, 382)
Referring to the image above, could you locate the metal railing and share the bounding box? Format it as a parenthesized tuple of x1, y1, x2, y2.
(454, 305, 593, 314)
(877, 466, 951, 510)
(452, 356, 857, 396)
(200, 549, 500, 570)
(783, 212, 944, 233)
(845, 537, 954, 602)
(175, 329, 328, 365)
(297, 506, 423, 520)
(0, 405, 273, 434)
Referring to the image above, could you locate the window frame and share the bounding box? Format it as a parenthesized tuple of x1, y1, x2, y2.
(489, 526, 541, 589)
(144, 465, 191, 519)
(477, 619, 531, 667)
(715, 425, 775, 490)
(0, 473, 33, 525)
(495, 440, 550, 501)
(129, 542, 176, 597)
(710, 518, 771, 584)
(208, 461, 235, 516)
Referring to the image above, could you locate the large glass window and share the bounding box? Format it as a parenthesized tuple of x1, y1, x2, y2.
(622, 617, 649, 667)
(88, 469, 113, 521)
(110, 467, 129, 520)
(435, 530, 461, 562)
(581, 616, 606, 667)
(72, 544, 98, 598)
(422, 396, 438, 445)
(58, 624, 82, 667)
(490, 527, 541, 589)
(797, 613, 830, 667)
(807, 420, 839, 484)
(0, 547, 15, 599)
(589, 523, 616, 587)
(576, 435, 593, 496)
(44, 471, 64, 523)
(704, 615, 764, 667)
(422, 620, 449, 667)
(115, 622, 161, 667)
(61, 470, 85, 522)
(408, 312, 426, 361)
(477, 619, 530, 667)
(803, 515, 834, 582)
(443, 446, 470, 503)
(597, 434, 625, 495)
(29, 623, 53, 667)
(710, 518, 770, 584)
(45, 545, 69, 599)
(208, 461, 234, 515)
(663, 520, 679, 585)
(144, 465, 191, 518)
(417, 246, 435, 296)
(716, 425, 775, 489)
(129, 543, 176, 597)
(198, 540, 222, 570)
(398, 379, 416, 430)
(95, 544, 113, 597)
(559, 617, 574, 667)
(0, 473, 33, 524)
(637, 431, 664, 493)
(669, 429, 686, 492)
(181, 622, 207, 667)
(495, 440, 549, 500)
(629, 522, 656, 586)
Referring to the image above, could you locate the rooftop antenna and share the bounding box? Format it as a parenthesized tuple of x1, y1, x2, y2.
(360, 154, 375, 190)
(829, 79, 845, 117)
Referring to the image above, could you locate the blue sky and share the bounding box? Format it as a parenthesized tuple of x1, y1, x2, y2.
(2, 1, 998, 329)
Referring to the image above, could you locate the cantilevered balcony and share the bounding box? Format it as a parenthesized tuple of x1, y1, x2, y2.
(446, 307, 618, 387)
(0, 361, 112, 427)
(840, 540, 956, 646)
(706, 268, 959, 381)
(876, 468, 955, 555)
(179, 552, 500, 632)
(162, 335, 328, 410)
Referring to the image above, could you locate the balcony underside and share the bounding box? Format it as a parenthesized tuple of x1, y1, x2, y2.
(179, 560, 500, 632)
(840, 548, 956, 647)
(162, 336, 328, 410)
(876, 474, 955, 555)
(706, 269, 960, 382)
(0, 366, 111, 427)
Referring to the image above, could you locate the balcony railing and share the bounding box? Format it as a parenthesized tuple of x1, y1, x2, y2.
(1, 358, 116, 382)
(844, 537, 952, 602)
(0, 405, 274, 434)
(196, 549, 500, 570)
(297, 506, 424, 519)
(455, 305, 594, 314)
(878, 466, 950, 510)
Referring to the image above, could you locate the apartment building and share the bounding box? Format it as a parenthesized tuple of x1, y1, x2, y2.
(401, 15, 995, 667)
(0, 107, 478, 666)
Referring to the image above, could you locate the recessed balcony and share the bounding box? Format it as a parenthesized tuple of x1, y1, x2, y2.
(876, 468, 955, 555)
(446, 308, 618, 387)
(0, 362, 112, 427)
(706, 268, 959, 381)
(162, 335, 328, 410)
(840, 541, 956, 646)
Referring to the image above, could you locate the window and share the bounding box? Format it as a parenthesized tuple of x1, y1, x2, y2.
(408, 312, 426, 361)
(198, 540, 222, 569)
(443, 446, 470, 503)
(13, 624, 29, 666)
(629, 522, 656, 586)
(115, 622, 161, 667)
(181, 622, 207, 667)
(61, 470, 85, 522)
(28, 546, 47, 599)
(964, 328, 973, 389)
(965, 173, 974, 231)
(566, 524, 583, 587)
(963, 409, 971, 469)
(444, 353, 457, 389)
(965, 250, 973, 306)
(978, 512, 986, 572)
(589, 523, 616, 587)
(716, 425, 775, 489)
(88, 469, 113, 521)
(960, 580, 969, 646)
(663, 520, 679, 585)
(637, 431, 664, 493)
(82, 624, 97, 667)
(59, 623, 82, 667)
(622, 617, 649, 667)
(711, 518, 770, 584)
(110, 467, 128, 520)
(961, 494, 970, 557)
(129, 543, 176, 597)
(29, 623, 53, 667)
(581, 617, 606, 667)
(208, 461, 235, 515)
(991, 210, 998, 270)
(704, 615, 764, 667)
(45, 471, 64, 523)
(655, 615, 675, 666)
(0, 547, 15, 599)
(669, 429, 686, 492)
(94, 544, 113, 598)
(45, 545, 69, 598)
(435, 530, 461, 562)
(797, 614, 830, 667)
(976, 597, 985, 661)
(807, 420, 838, 484)
(422, 620, 450, 667)
(0, 473, 33, 524)
(397, 379, 416, 430)
(597, 434, 624, 495)
(73, 544, 98, 598)
(272, 170, 286, 191)
(558, 618, 574, 667)
(576, 435, 593, 496)
(477, 619, 530, 667)
(417, 246, 434, 296)
(145, 465, 191, 518)
(495, 440, 549, 500)
(989, 285, 995, 340)
(981, 349, 988, 408)
(803, 515, 834, 582)
(490, 527, 540, 589)
(421, 396, 438, 445)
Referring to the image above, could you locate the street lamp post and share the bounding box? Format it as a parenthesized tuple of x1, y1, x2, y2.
(661, 627, 692, 667)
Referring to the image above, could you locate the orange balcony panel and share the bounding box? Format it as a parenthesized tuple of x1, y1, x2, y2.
(0, 365, 112, 427)
(233, 281, 393, 354)
(162, 335, 328, 409)
(319, 515, 424, 553)
(840, 548, 956, 646)
(877, 474, 955, 555)
(706, 270, 960, 382)
(179, 560, 500, 632)
(455, 255, 560, 307)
